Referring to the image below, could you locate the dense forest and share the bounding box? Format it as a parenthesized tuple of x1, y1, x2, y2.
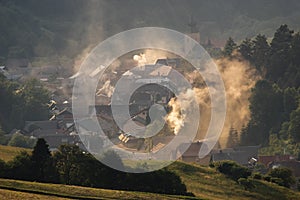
(0, 75, 49, 132)
(1, 0, 300, 64)
(222, 25, 300, 157)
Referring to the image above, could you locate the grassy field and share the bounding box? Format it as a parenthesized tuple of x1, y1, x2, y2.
(0, 145, 299, 200)
(0, 145, 31, 162)
(167, 162, 300, 200)
(0, 188, 70, 200)
(0, 163, 299, 200)
(0, 179, 198, 200)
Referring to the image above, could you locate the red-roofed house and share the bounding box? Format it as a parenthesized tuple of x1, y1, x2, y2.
(258, 155, 292, 167)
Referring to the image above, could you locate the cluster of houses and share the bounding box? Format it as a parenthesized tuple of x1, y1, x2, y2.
(22, 105, 79, 151)
(0, 58, 80, 150)
(178, 141, 300, 177)
(1, 57, 299, 179)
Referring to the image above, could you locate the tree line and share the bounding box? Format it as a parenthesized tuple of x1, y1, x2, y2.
(212, 160, 296, 190)
(0, 138, 189, 196)
(223, 25, 300, 157)
(0, 75, 50, 133)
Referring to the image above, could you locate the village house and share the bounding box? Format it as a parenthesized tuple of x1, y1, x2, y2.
(2, 58, 32, 80)
(155, 58, 181, 68)
(259, 155, 300, 178)
(76, 117, 114, 153)
(22, 108, 79, 150)
(171, 141, 212, 165)
(258, 155, 293, 167)
(269, 160, 300, 177)
(210, 146, 260, 166)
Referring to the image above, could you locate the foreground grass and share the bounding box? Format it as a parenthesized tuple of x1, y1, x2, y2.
(0, 188, 70, 200)
(0, 145, 299, 200)
(167, 162, 300, 200)
(0, 145, 31, 162)
(0, 179, 199, 200)
(0, 162, 299, 200)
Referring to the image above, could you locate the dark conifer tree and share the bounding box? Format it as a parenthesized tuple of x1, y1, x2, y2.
(31, 138, 58, 182)
(223, 37, 237, 57)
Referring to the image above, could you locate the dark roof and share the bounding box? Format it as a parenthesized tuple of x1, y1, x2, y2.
(77, 118, 100, 132)
(31, 129, 63, 137)
(212, 152, 232, 161)
(91, 104, 142, 120)
(41, 134, 77, 148)
(77, 117, 113, 132)
(24, 121, 58, 132)
(233, 146, 260, 154)
(132, 116, 147, 125)
(149, 66, 172, 76)
(8, 129, 22, 135)
(131, 92, 152, 103)
(176, 142, 208, 157)
(155, 58, 181, 67)
(56, 108, 72, 116)
(211, 146, 259, 165)
(6, 58, 30, 68)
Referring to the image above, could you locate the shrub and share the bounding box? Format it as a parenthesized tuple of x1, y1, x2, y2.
(0, 159, 8, 178)
(99, 150, 124, 170)
(252, 172, 262, 180)
(0, 134, 11, 145)
(7, 151, 33, 181)
(238, 178, 255, 190)
(209, 162, 215, 168)
(215, 160, 251, 181)
(8, 133, 36, 148)
(264, 175, 271, 182)
(122, 169, 188, 195)
(271, 177, 285, 186)
(268, 167, 296, 188)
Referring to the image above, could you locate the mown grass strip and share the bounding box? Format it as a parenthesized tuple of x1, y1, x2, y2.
(0, 179, 200, 200)
(0, 185, 108, 200)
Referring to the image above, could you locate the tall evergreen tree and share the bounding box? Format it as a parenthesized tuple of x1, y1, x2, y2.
(283, 87, 299, 120)
(252, 34, 270, 73)
(239, 38, 253, 61)
(287, 105, 300, 142)
(31, 138, 58, 182)
(23, 79, 50, 121)
(282, 33, 300, 87)
(290, 33, 300, 66)
(268, 24, 294, 82)
(223, 37, 237, 57)
(244, 80, 284, 145)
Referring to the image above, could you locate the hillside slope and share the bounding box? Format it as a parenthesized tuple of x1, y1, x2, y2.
(168, 162, 299, 200)
(1, 0, 300, 61)
(0, 160, 299, 200)
(0, 145, 31, 162)
(0, 179, 197, 200)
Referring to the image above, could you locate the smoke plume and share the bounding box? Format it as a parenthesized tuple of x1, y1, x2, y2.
(216, 56, 260, 147)
(133, 49, 170, 66)
(165, 55, 260, 147)
(96, 80, 115, 98)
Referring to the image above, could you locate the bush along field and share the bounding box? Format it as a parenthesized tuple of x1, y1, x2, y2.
(0, 141, 299, 200)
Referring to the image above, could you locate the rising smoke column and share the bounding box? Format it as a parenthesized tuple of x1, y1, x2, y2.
(165, 55, 260, 147)
(216, 56, 260, 147)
